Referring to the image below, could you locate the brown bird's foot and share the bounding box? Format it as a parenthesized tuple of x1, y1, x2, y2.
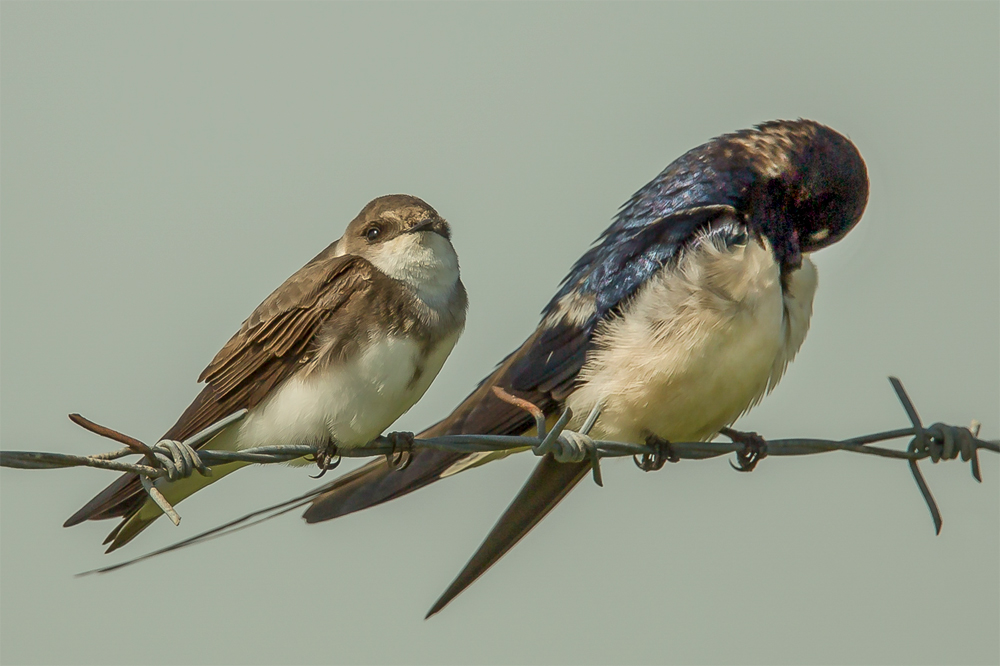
(150, 439, 211, 481)
(384, 431, 414, 471)
(634, 433, 679, 472)
(308, 442, 342, 478)
(721, 427, 768, 472)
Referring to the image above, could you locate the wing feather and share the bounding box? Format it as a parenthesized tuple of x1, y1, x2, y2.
(65, 249, 384, 528)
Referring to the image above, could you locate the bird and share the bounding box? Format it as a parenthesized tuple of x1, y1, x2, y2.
(298, 119, 870, 616)
(64, 194, 468, 553)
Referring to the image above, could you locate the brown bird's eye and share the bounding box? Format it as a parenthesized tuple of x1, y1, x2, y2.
(365, 226, 381, 243)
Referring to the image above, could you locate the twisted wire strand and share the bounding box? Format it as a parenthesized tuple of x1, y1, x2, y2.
(2, 377, 997, 535)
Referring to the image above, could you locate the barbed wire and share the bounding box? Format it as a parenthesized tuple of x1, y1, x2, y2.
(2, 377, 996, 536)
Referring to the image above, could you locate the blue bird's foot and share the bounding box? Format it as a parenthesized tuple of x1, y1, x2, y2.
(635, 433, 679, 471)
(721, 427, 768, 472)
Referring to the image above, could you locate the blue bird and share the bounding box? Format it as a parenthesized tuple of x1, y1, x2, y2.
(302, 119, 869, 616)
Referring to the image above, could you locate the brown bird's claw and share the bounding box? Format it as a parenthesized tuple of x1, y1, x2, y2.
(385, 431, 414, 471)
(721, 427, 768, 472)
(634, 434, 679, 472)
(307, 442, 341, 478)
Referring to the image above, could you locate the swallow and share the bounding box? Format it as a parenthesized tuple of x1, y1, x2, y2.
(300, 120, 869, 616)
(64, 194, 468, 552)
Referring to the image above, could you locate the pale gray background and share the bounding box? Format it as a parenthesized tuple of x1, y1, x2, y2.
(1, 3, 997, 665)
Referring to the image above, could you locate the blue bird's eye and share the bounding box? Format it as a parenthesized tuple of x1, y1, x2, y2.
(728, 229, 748, 247)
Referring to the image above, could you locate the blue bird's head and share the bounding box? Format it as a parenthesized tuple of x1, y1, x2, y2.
(740, 120, 869, 270)
(785, 122, 869, 253)
(515, 119, 870, 397)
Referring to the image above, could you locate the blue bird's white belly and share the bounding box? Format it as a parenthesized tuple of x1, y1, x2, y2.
(566, 233, 818, 444)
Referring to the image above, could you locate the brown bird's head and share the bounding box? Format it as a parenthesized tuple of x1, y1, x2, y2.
(340, 194, 462, 308)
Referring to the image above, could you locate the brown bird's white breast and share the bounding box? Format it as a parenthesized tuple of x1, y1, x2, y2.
(235, 228, 466, 454)
(235, 329, 462, 454)
(565, 230, 818, 445)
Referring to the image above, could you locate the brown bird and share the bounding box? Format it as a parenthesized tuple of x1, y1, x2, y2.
(65, 194, 468, 553)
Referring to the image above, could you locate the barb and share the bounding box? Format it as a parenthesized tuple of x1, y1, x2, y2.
(491, 386, 547, 437)
(1, 410, 252, 525)
(67, 413, 152, 457)
(2, 378, 997, 536)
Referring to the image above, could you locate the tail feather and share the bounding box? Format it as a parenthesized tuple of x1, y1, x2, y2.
(103, 514, 154, 553)
(64, 474, 143, 527)
(102, 460, 249, 552)
(426, 455, 590, 618)
(302, 450, 466, 523)
(64, 385, 241, 535)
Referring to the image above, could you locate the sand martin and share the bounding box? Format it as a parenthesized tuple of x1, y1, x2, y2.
(65, 194, 468, 552)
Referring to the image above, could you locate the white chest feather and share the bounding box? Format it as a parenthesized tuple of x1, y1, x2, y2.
(566, 236, 817, 444)
(234, 331, 461, 452)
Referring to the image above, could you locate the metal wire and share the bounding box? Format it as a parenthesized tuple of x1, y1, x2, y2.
(1, 377, 997, 534)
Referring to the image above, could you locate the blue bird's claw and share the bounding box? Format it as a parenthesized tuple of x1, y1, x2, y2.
(635, 433, 678, 472)
(721, 427, 768, 472)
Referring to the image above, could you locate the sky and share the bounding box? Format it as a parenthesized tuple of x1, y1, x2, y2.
(1, 3, 998, 665)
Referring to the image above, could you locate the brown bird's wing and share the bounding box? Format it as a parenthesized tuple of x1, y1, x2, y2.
(64, 249, 389, 532)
